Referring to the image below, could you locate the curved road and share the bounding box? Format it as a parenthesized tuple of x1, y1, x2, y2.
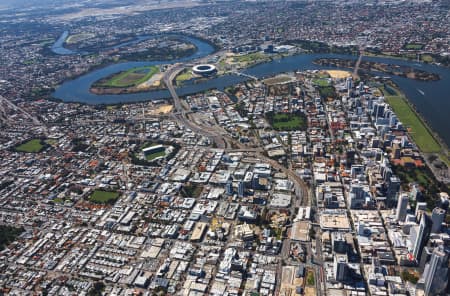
(163, 65, 228, 148)
(163, 64, 310, 203)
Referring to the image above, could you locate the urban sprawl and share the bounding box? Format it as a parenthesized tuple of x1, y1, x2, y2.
(0, 1, 449, 296)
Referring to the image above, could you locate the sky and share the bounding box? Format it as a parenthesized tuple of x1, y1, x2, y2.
(1, 0, 59, 9)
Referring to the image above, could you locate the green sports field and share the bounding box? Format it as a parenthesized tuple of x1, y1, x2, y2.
(233, 52, 268, 63)
(89, 190, 119, 204)
(404, 43, 424, 50)
(15, 139, 45, 153)
(145, 150, 166, 161)
(175, 69, 194, 85)
(312, 78, 330, 87)
(98, 66, 159, 88)
(66, 33, 95, 44)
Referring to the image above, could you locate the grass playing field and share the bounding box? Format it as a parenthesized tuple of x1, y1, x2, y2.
(175, 69, 194, 85)
(404, 43, 424, 50)
(312, 78, 330, 87)
(89, 190, 119, 204)
(145, 150, 166, 161)
(66, 33, 95, 44)
(233, 52, 268, 63)
(98, 66, 159, 88)
(421, 54, 434, 63)
(15, 139, 45, 153)
(263, 75, 293, 85)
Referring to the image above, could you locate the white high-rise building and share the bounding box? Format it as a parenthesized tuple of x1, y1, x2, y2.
(415, 202, 427, 221)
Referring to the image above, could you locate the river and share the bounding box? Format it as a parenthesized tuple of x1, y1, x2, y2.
(51, 31, 77, 55)
(52, 35, 450, 147)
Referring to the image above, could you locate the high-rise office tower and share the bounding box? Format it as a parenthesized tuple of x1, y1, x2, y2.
(431, 207, 445, 233)
(410, 214, 432, 262)
(238, 180, 244, 197)
(396, 194, 409, 222)
(333, 254, 348, 282)
(415, 202, 427, 221)
(226, 179, 233, 196)
(386, 176, 400, 207)
(422, 246, 449, 296)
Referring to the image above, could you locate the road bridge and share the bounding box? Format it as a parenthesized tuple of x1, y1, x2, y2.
(229, 71, 258, 81)
(353, 47, 365, 78)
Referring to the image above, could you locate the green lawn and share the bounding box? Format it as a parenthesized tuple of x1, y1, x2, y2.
(306, 270, 315, 286)
(218, 59, 227, 69)
(15, 139, 45, 153)
(23, 60, 36, 65)
(89, 190, 119, 204)
(99, 66, 159, 88)
(404, 43, 424, 50)
(145, 150, 166, 161)
(181, 184, 204, 198)
(318, 86, 336, 99)
(381, 86, 441, 153)
(66, 33, 95, 44)
(271, 113, 307, 131)
(263, 75, 292, 85)
(176, 69, 194, 85)
(438, 154, 450, 167)
(421, 54, 434, 63)
(53, 198, 65, 203)
(233, 52, 268, 63)
(312, 78, 330, 87)
(142, 143, 167, 161)
(395, 168, 431, 187)
(274, 228, 283, 240)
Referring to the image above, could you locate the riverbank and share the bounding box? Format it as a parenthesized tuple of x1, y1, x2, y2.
(314, 58, 440, 81)
(90, 83, 165, 95)
(53, 45, 450, 150)
(380, 83, 449, 167)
